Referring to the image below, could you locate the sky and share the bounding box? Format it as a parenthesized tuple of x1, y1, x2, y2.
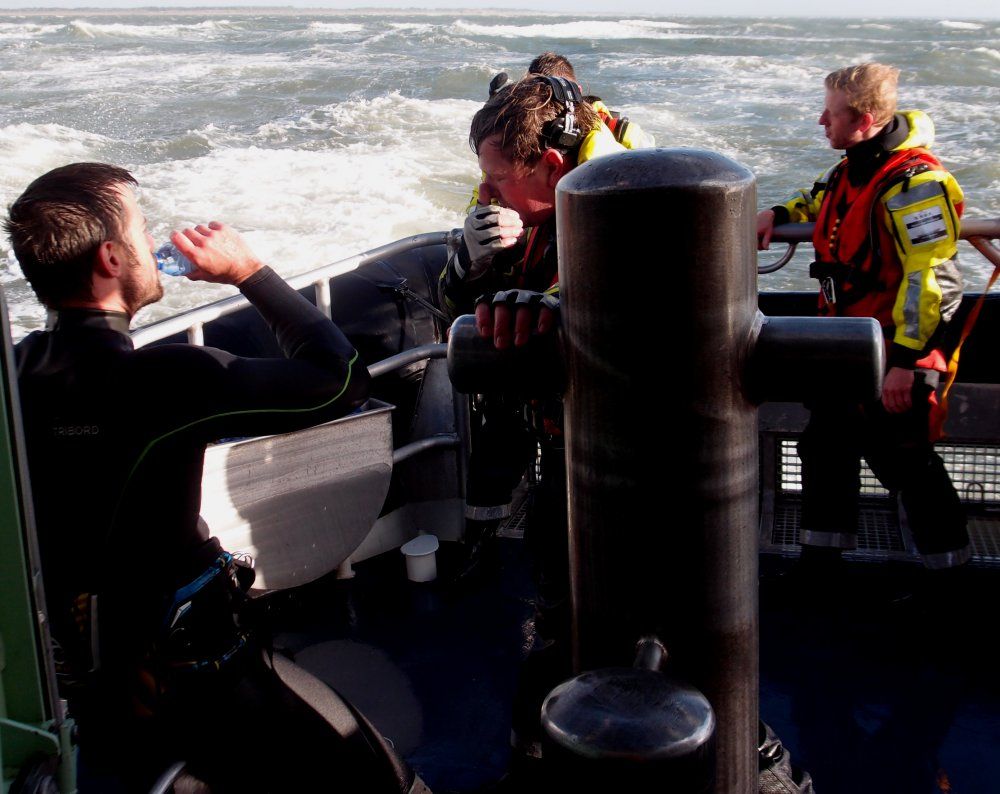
(0, 1, 997, 18)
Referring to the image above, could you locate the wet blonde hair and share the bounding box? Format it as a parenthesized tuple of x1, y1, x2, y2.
(825, 63, 899, 127)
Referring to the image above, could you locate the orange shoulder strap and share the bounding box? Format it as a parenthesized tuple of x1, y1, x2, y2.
(932, 237, 1000, 440)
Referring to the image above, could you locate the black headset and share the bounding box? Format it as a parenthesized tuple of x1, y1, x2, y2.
(538, 76, 585, 151)
(488, 71, 511, 97)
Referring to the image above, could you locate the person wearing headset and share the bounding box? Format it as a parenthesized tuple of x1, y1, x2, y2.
(466, 52, 653, 212)
(439, 75, 627, 759)
(441, 74, 625, 343)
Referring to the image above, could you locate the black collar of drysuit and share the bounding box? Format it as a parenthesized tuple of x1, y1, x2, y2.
(52, 307, 132, 339)
(843, 114, 909, 186)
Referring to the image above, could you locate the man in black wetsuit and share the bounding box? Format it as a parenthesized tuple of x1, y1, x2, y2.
(7, 163, 418, 792)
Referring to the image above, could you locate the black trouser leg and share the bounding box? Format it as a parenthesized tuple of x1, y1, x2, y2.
(465, 395, 533, 523)
(798, 404, 863, 552)
(862, 371, 969, 569)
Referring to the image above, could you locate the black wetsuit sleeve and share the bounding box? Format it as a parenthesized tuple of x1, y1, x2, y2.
(137, 267, 371, 444)
(239, 266, 359, 369)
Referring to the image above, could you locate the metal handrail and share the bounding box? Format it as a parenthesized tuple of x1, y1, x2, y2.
(131, 231, 450, 348)
(368, 343, 447, 379)
(392, 433, 461, 465)
(758, 218, 1000, 275)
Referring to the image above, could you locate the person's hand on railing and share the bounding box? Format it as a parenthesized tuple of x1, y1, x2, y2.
(171, 221, 264, 286)
(475, 289, 558, 350)
(756, 209, 776, 251)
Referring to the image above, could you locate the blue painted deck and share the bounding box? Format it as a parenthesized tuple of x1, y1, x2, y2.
(268, 538, 999, 793)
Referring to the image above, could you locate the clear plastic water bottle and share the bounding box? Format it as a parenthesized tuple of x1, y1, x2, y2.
(156, 242, 195, 277)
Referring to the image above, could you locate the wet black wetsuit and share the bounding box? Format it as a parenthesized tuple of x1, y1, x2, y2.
(15, 266, 387, 791)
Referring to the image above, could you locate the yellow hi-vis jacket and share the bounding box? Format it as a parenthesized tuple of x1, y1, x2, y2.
(774, 110, 964, 368)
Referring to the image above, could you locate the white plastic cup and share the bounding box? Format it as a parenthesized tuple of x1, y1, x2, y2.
(400, 534, 439, 583)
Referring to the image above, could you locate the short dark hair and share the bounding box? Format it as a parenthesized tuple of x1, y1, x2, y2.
(527, 52, 576, 82)
(5, 162, 137, 309)
(470, 76, 599, 168)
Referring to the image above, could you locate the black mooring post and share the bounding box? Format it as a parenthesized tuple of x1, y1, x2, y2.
(557, 148, 760, 793)
(445, 148, 883, 793)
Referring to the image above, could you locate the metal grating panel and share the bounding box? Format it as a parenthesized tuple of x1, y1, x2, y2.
(857, 507, 905, 552)
(778, 438, 888, 497)
(969, 516, 1000, 562)
(767, 503, 1000, 567)
(771, 501, 804, 547)
(497, 492, 529, 539)
(770, 502, 903, 553)
(937, 444, 1000, 506)
(777, 440, 802, 493)
(777, 438, 1000, 506)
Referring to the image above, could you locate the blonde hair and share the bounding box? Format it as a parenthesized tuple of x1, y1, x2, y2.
(825, 63, 900, 127)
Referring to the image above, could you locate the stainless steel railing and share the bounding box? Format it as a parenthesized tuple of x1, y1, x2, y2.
(758, 218, 1000, 274)
(131, 231, 450, 349)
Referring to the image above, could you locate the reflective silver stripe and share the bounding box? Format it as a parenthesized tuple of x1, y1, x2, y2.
(465, 503, 511, 520)
(903, 271, 922, 339)
(921, 544, 971, 570)
(885, 178, 944, 210)
(446, 246, 467, 281)
(800, 529, 857, 550)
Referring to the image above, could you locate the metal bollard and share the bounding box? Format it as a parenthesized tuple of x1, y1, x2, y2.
(541, 636, 716, 791)
(446, 314, 564, 397)
(446, 147, 882, 792)
(558, 148, 761, 792)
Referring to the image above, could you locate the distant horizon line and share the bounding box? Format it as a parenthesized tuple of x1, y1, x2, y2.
(0, 6, 998, 19)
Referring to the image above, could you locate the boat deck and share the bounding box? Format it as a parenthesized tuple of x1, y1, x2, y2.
(759, 401, 1000, 568)
(759, 554, 1000, 794)
(268, 536, 534, 793)
(266, 492, 1000, 794)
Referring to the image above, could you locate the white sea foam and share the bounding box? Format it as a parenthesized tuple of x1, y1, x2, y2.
(128, 135, 469, 328)
(4, 50, 300, 99)
(68, 19, 233, 39)
(746, 22, 797, 30)
(389, 23, 434, 32)
(939, 20, 984, 30)
(116, 93, 476, 324)
(626, 20, 689, 30)
(310, 92, 477, 138)
(306, 22, 365, 34)
(0, 124, 110, 200)
(450, 19, 684, 40)
(597, 53, 821, 89)
(0, 22, 61, 38)
(1, 10, 997, 335)
(363, 21, 435, 44)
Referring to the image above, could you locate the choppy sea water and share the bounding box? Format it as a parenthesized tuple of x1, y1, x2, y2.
(1, 10, 998, 339)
